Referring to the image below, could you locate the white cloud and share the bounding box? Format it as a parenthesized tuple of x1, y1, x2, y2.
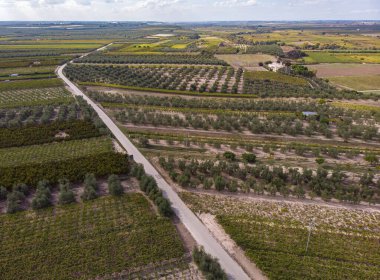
(0, 0, 378, 21)
(214, 0, 257, 7)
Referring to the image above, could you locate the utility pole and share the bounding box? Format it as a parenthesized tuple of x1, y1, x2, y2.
(305, 218, 315, 255)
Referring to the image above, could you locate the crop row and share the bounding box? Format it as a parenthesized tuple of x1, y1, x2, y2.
(0, 86, 73, 108)
(243, 72, 378, 100)
(0, 152, 129, 188)
(75, 53, 228, 65)
(0, 194, 185, 280)
(0, 120, 102, 149)
(159, 157, 379, 204)
(181, 193, 380, 280)
(89, 91, 379, 123)
(0, 136, 113, 168)
(66, 64, 243, 93)
(114, 107, 378, 141)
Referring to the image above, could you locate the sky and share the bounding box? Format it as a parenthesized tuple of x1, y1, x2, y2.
(0, 0, 379, 21)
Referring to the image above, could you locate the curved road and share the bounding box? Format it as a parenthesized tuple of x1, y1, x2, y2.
(57, 48, 251, 280)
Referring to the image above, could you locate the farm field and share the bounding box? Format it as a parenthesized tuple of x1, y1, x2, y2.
(0, 194, 187, 280)
(0, 79, 63, 91)
(0, 136, 113, 168)
(301, 51, 380, 64)
(1, 20, 380, 280)
(328, 75, 380, 91)
(0, 66, 56, 76)
(92, 89, 380, 205)
(182, 192, 380, 280)
(0, 87, 73, 108)
(237, 30, 380, 49)
(308, 63, 380, 77)
(65, 64, 244, 94)
(216, 54, 276, 68)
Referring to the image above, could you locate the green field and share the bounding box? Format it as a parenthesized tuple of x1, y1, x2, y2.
(182, 193, 380, 280)
(244, 70, 309, 86)
(328, 75, 380, 91)
(0, 136, 113, 167)
(0, 194, 185, 280)
(302, 51, 380, 64)
(0, 66, 55, 76)
(0, 78, 63, 91)
(0, 87, 73, 108)
(0, 44, 103, 50)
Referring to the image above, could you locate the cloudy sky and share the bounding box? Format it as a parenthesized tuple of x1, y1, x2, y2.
(0, 0, 379, 21)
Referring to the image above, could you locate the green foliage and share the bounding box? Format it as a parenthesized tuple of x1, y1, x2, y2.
(0, 87, 73, 108)
(219, 214, 380, 280)
(0, 152, 130, 189)
(244, 70, 308, 86)
(108, 174, 124, 196)
(31, 180, 52, 210)
(291, 65, 315, 77)
(137, 166, 173, 217)
(223, 151, 236, 161)
(76, 53, 228, 65)
(0, 137, 114, 168)
(214, 176, 226, 191)
(0, 194, 185, 280)
(82, 173, 99, 201)
(315, 157, 325, 165)
(242, 153, 256, 163)
(0, 79, 63, 91)
(0, 120, 102, 149)
(6, 190, 25, 213)
(58, 179, 75, 205)
(192, 247, 228, 280)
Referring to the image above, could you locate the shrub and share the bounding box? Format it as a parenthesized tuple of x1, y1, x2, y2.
(223, 151, 236, 161)
(192, 246, 228, 280)
(138, 170, 173, 217)
(315, 158, 325, 165)
(214, 176, 226, 191)
(58, 179, 75, 205)
(81, 174, 98, 201)
(242, 153, 256, 163)
(6, 191, 25, 214)
(12, 183, 30, 196)
(108, 174, 124, 196)
(84, 173, 98, 191)
(31, 180, 52, 210)
(0, 186, 7, 200)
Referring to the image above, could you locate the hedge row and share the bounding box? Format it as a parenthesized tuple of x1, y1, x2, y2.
(0, 152, 130, 189)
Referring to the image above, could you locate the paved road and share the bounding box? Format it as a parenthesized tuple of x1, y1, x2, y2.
(57, 46, 251, 280)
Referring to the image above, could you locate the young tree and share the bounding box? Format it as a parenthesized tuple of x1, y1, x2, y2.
(192, 246, 228, 280)
(223, 151, 236, 161)
(108, 174, 124, 196)
(7, 191, 25, 214)
(214, 176, 226, 191)
(139, 136, 149, 148)
(315, 157, 325, 165)
(84, 173, 98, 191)
(58, 179, 76, 205)
(0, 186, 7, 200)
(31, 180, 52, 210)
(242, 153, 256, 163)
(81, 174, 98, 201)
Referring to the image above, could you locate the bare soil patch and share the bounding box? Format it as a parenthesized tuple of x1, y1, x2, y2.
(308, 63, 380, 77)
